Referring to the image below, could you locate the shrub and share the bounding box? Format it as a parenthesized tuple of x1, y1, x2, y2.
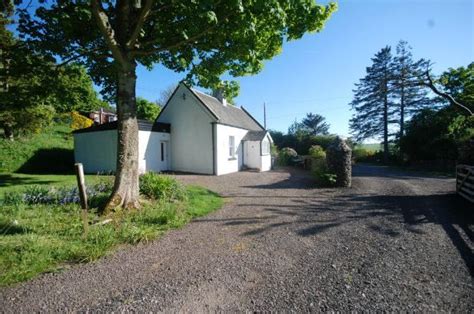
(278, 147, 298, 166)
(139, 173, 187, 202)
(71, 111, 94, 130)
(352, 147, 376, 163)
(308, 145, 326, 159)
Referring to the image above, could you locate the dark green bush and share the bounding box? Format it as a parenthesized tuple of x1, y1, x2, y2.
(278, 147, 298, 166)
(139, 173, 188, 202)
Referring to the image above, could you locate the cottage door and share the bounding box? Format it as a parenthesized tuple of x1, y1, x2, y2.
(160, 141, 169, 171)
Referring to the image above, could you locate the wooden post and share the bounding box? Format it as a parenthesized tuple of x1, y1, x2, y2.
(75, 163, 89, 236)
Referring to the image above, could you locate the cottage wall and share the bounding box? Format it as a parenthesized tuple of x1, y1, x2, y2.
(215, 124, 248, 175)
(157, 85, 214, 174)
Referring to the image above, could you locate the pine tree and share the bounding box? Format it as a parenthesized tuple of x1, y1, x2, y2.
(392, 40, 430, 139)
(301, 113, 330, 135)
(349, 46, 396, 163)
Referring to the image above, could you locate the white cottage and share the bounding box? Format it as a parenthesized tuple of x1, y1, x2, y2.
(73, 82, 273, 175)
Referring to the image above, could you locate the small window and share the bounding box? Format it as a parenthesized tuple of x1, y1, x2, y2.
(261, 139, 270, 155)
(229, 136, 235, 158)
(161, 142, 164, 161)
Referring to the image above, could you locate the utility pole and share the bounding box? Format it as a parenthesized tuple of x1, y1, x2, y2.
(263, 102, 267, 130)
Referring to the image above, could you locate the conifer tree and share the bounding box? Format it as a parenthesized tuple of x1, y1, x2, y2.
(392, 40, 430, 139)
(349, 46, 396, 163)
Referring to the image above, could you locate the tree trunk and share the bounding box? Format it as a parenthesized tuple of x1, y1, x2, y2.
(3, 125, 14, 141)
(104, 64, 140, 213)
(399, 86, 405, 138)
(383, 87, 389, 164)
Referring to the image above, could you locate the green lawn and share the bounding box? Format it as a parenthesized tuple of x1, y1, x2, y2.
(0, 174, 223, 286)
(354, 143, 383, 152)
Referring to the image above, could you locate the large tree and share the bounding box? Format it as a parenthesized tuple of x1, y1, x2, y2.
(301, 112, 330, 135)
(349, 46, 395, 163)
(392, 40, 430, 138)
(17, 0, 336, 211)
(1, 4, 105, 139)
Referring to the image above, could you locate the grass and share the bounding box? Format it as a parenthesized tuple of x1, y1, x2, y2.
(0, 173, 111, 194)
(354, 143, 383, 152)
(0, 180, 223, 286)
(0, 122, 74, 173)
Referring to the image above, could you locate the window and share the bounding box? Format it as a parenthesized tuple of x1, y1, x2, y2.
(228, 136, 235, 158)
(261, 139, 270, 155)
(161, 142, 165, 161)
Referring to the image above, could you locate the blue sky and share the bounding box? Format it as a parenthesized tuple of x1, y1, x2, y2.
(136, 0, 473, 139)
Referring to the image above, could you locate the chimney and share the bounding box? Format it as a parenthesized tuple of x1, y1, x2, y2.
(214, 89, 227, 106)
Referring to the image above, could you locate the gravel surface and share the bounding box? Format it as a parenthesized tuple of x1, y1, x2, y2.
(1, 164, 473, 312)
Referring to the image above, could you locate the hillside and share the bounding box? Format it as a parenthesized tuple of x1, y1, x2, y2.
(0, 122, 74, 174)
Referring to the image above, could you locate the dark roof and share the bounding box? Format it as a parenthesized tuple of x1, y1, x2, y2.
(72, 120, 170, 134)
(242, 130, 268, 141)
(190, 88, 264, 131)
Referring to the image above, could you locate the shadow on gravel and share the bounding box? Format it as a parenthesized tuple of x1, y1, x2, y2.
(352, 164, 454, 180)
(359, 192, 474, 277)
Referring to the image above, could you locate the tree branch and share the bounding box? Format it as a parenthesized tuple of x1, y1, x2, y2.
(423, 71, 473, 116)
(127, 0, 153, 49)
(91, 0, 128, 67)
(132, 23, 218, 58)
(56, 47, 110, 67)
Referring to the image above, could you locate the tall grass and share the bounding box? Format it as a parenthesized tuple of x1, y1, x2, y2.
(0, 185, 223, 286)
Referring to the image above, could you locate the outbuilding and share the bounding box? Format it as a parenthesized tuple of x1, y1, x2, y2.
(73, 82, 273, 175)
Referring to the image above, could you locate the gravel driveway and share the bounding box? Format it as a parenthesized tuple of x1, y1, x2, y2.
(1, 164, 473, 311)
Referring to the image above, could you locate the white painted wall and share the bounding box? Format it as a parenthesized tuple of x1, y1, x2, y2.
(242, 135, 272, 172)
(244, 140, 261, 169)
(74, 130, 170, 174)
(157, 84, 215, 174)
(260, 135, 272, 171)
(139, 131, 171, 173)
(74, 130, 117, 173)
(215, 124, 248, 175)
(261, 154, 272, 171)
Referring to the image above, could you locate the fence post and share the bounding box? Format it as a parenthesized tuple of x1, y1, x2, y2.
(75, 163, 88, 236)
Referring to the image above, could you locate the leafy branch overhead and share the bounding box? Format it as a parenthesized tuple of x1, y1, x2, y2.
(17, 0, 337, 97)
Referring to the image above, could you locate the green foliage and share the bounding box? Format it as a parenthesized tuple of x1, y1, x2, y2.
(0, 183, 222, 286)
(301, 113, 330, 135)
(308, 148, 337, 187)
(352, 147, 377, 163)
(270, 127, 337, 155)
(349, 46, 395, 145)
(438, 62, 474, 112)
(278, 147, 298, 166)
(139, 173, 188, 202)
(136, 97, 161, 121)
(392, 40, 431, 137)
(400, 108, 468, 162)
(308, 145, 326, 159)
(0, 121, 73, 173)
(17, 1, 336, 101)
(0, 104, 56, 137)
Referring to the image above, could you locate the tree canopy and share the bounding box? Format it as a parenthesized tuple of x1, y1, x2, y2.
(136, 97, 161, 121)
(301, 112, 330, 135)
(16, 0, 337, 210)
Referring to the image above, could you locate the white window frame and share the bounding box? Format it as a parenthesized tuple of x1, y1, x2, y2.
(228, 136, 235, 159)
